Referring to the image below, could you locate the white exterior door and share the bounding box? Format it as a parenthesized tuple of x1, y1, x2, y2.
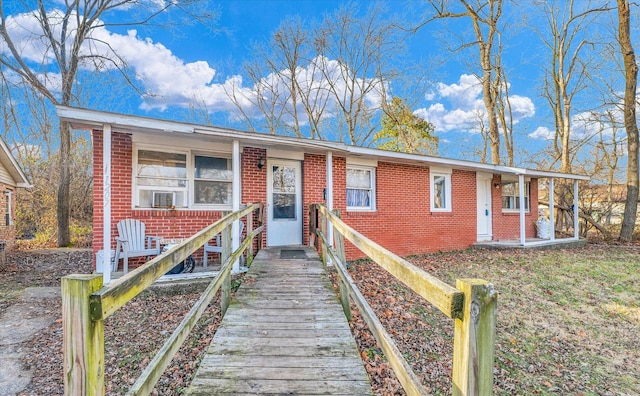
(267, 159, 303, 246)
(477, 174, 493, 241)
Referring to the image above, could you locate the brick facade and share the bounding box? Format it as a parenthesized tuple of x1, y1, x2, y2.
(0, 182, 17, 250)
(93, 130, 538, 267)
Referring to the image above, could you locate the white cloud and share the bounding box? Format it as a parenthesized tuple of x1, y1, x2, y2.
(528, 126, 554, 140)
(415, 74, 536, 134)
(1, 8, 388, 122)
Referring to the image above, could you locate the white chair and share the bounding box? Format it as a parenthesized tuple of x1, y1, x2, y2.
(203, 222, 244, 267)
(114, 219, 161, 273)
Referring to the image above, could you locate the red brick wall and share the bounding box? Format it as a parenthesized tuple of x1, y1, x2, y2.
(0, 183, 17, 249)
(93, 131, 261, 270)
(338, 163, 478, 260)
(491, 175, 538, 240)
(242, 147, 267, 248)
(302, 154, 326, 245)
(93, 129, 539, 266)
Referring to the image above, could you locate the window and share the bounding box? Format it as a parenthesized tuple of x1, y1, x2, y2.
(194, 155, 232, 205)
(347, 166, 375, 210)
(502, 181, 530, 211)
(430, 171, 452, 212)
(4, 190, 12, 226)
(135, 148, 232, 209)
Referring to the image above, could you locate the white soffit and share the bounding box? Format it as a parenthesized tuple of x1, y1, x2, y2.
(346, 157, 377, 167)
(267, 148, 305, 161)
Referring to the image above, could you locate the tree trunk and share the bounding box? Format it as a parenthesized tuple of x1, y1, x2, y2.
(617, 0, 639, 242)
(57, 119, 71, 247)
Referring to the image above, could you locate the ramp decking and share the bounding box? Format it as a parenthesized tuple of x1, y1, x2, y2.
(186, 247, 372, 395)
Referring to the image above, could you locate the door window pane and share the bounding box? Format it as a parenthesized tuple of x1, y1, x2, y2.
(272, 165, 297, 219)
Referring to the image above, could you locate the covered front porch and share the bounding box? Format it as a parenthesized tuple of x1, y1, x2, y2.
(483, 171, 590, 248)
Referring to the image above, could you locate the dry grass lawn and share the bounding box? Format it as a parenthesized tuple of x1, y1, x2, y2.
(343, 245, 640, 395)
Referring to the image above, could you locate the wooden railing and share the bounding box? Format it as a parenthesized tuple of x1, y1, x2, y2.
(62, 203, 264, 395)
(309, 204, 497, 396)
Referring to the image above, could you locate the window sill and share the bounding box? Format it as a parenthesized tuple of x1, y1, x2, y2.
(346, 208, 376, 213)
(501, 210, 531, 215)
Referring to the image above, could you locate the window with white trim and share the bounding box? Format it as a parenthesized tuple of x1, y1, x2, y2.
(346, 166, 375, 210)
(502, 181, 530, 211)
(135, 148, 232, 209)
(430, 171, 452, 212)
(194, 155, 232, 205)
(4, 190, 12, 226)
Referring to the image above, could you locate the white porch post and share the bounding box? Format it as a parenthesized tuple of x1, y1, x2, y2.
(549, 178, 555, 241)
(326, 151, 334, 248)
(102, 124, 112, 284)
(232, 140, 241, 273)
(519, 174, 526, 245)
(573, 179, 579, 240)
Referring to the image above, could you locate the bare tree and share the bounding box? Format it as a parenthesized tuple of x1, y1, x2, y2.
(227, 17, 330, 138)
(535, 0, 612, 173)
(0, 0, 217, 246)
(424, 0, 506, 165)
(616, 0, 639, 241)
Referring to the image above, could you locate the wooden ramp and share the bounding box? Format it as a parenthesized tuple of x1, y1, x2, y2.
(186, 246, 372, 395)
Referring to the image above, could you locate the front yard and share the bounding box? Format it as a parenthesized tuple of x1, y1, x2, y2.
(1, 245, 638, 394)
(343, 245, 640, 395)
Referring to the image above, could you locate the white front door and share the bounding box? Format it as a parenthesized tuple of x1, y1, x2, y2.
(267, 159, 303, 246)
(477, 174, 493, 241)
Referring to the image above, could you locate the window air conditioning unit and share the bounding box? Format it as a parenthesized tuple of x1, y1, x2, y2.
(152, 191, 175, 208)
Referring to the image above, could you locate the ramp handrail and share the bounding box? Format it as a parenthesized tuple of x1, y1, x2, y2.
(310, 203, 497, 396)
(62, 203, 264, 395)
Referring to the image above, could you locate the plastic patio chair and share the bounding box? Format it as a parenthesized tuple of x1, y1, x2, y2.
(203, 222, 244, 267)
(114, 219, 161, 273)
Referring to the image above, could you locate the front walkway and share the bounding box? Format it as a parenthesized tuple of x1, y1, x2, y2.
(186, 246, 372, 395)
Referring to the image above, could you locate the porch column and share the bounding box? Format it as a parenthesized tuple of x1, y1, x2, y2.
(519, 174, 526, 245)
(102, 124, 112, 284)
(549, 178, 555, 241)
(326, 151, 334, 249)
(232, 140, 241, 272)
(573, 179, 579, 240)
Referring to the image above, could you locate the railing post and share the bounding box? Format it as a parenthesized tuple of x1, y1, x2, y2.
(319, 209, 328, 268)
(256, 203, 264, 251)
(308, 204, 318, 249)
(247, 204, 254, 264)
(452, 279, 497, 396)
(330, 209, 351, 321)
(221, 224, 231, 313)
(62, 274, 105, 396)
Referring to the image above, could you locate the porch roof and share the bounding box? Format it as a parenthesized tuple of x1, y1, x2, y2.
(57, 105, 589, 181)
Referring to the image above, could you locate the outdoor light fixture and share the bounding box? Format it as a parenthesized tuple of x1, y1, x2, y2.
(257, 157, 265, 170)
(494, 183, 501, 189)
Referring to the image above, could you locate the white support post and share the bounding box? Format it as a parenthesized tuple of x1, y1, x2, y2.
(573, 179, 579, 240)
(519, 175, 526, 246)
(326, 151, 334, 249)
(102, 124, 112, 285)
(549, 178, 555, 241)
(232, 140, 241, 273)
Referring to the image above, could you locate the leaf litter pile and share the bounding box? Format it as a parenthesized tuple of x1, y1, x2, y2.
(2, 245, 639, 395)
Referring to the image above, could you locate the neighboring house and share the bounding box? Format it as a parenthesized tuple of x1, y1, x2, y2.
(0, 135, 31, 249)
(57, 106, 589, 273)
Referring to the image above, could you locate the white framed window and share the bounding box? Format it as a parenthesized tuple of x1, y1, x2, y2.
(347, 166, 375, 211)
(193, 155, 233, 206)
(430, 170, 452, 212)
(4, 190, 12, 226)
(134, 147, 232, 209)
(502, 181, 530, 212)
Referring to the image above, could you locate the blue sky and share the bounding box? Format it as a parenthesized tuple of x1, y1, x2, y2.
(1, 0, 631, 168)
